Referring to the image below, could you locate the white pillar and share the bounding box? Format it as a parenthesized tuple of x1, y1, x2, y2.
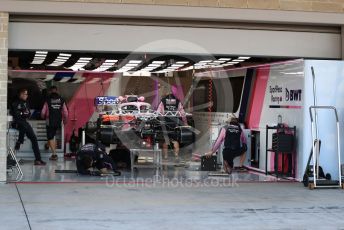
(0, 12, 8, 182)
(342, 26, 344, 60)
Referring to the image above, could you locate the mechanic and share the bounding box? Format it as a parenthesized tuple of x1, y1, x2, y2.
(11, 88, 46, 166)
(76, 142, 121, 176)
(206, 116, 247, 174)
(41, 86, 68, 161)
(157, 86, 187, 162)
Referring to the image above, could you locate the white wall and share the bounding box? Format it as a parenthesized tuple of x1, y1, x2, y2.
(258, 60, 305, 178)
(303, 60, 344, 180)
(342, 26, 344, 60)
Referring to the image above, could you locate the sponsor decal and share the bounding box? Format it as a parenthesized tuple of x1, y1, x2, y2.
(269, 105, 302, 109)
(268, 85, 302, 108)
(95, 96, 118, 106)
(269, 85, 283, 104)
(285, 88, 302, 102)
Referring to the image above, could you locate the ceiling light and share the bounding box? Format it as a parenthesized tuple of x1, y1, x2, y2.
(238, 56, 251, 59)
(129, 60, 142, 64)
(60, 53, 71, 57)
(232, 59, 245, 62)
(181, 66, 194, 71)
(125, 63, 139, 67)
(200, 60, 213, 63)
(152, 61, 165, 64)
(70, 57, 92, 71)
(31, 51, 48, 65)
(115, 65, 136, 72)
(93, 59, 118, 72)
(142, 61, 165, 72)
(48, 53, 72, 66)
(218, 58, 231, 61)
(176, 61, 189, 64)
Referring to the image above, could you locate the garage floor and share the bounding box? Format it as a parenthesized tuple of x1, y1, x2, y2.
(2, 181, 344, 230)
(7, 156, 282, 183)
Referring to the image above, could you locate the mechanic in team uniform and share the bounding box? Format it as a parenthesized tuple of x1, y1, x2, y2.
(11, 88, 46, 165)
(76, 143, 121, 176)
(206, 116, 247, 174)
(41, 86, 68, 161)
(157, 86, 187, 161)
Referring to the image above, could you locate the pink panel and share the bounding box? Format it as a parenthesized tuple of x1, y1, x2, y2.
(172, 84, 185, 102)
(64, 73, 113, 149)
(247, 67, 270, 129)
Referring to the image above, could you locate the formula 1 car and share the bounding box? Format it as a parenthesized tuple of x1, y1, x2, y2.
(85, 95, 195, 149)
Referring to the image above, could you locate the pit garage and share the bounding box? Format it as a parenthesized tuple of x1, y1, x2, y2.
(5, 17, 344, 189)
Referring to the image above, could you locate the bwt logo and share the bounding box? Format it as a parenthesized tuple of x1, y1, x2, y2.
(286, 88, 302, 101)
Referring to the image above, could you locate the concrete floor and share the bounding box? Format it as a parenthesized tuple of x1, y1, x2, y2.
(4, 156, 344, 229)
(2, 182, 344, 230)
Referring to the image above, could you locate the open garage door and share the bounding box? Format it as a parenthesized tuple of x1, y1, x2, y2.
(5, 17, 343, 183)
(8, 20, 341, 59)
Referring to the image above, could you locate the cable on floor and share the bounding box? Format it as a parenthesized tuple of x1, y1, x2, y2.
(15, 183, 32, 230)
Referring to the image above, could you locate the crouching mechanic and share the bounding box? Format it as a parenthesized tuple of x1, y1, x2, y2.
(76, 143, 121, 176)
(206, 117, 247, 174)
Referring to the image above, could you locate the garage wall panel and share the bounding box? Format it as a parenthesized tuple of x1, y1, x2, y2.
(8, 22, 341, 59)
